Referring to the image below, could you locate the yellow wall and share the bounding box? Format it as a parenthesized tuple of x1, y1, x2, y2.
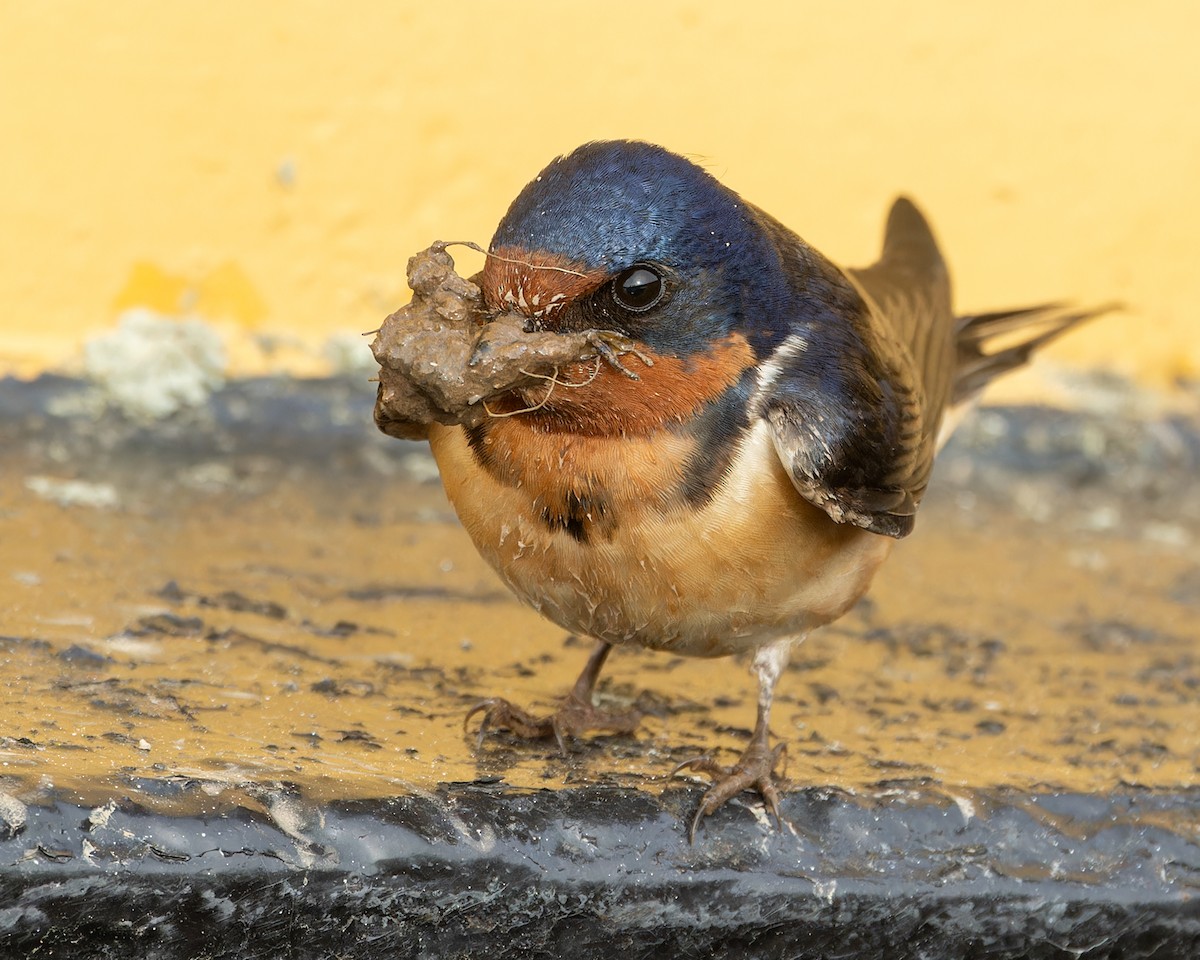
(2, 1, 1197, 384)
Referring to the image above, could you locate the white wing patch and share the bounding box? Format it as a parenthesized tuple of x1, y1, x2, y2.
(750, 333, 808, 416)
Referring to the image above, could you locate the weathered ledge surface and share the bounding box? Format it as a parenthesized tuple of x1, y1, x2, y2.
(0, 373, 1197, 957)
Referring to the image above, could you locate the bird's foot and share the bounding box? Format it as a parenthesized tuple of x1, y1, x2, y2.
(465, 691, 642, 755)
(674, 740, 787, 842)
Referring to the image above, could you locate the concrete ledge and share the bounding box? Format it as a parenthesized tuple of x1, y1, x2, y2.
(1, 373, 1198, 957)
(2, 785, 1197, 958)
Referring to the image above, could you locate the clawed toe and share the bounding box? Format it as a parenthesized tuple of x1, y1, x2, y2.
(670, 754, 727, 779)
(464, 694, 642, 755)
(464, 697, 555, 747)
(675, 742, 788, 843)
(464, 644, 642, 754)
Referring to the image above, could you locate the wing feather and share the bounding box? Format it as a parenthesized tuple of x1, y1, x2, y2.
(749, 199, 952, 539)
(748, 198, 1103, 539)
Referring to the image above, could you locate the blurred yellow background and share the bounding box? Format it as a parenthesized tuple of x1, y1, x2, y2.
(2, 1, 1197, 385)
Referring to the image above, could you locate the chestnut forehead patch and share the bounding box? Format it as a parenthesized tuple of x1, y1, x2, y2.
(482, 246, 608, 319)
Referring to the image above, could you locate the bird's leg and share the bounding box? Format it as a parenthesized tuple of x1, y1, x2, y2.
(465, 640, 642, 754)
(675, 638, 794, 842)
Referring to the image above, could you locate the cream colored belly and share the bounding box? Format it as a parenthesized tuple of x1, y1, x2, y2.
(428, 421, 893, 658)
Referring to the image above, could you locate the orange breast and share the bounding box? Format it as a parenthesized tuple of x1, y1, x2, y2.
(429, 419, 893, 657)
(463, 416, 698, 539)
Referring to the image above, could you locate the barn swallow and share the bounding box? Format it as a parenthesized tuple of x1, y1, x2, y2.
(417, 141, 1096, 840)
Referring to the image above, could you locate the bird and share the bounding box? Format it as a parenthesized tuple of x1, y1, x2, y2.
(416, 140, 1097, 840)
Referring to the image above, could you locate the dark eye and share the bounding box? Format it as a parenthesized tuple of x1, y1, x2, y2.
(612, 265, 664, 312)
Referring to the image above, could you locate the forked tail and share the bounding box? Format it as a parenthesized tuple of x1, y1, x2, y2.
(952, 303, 1116, 404)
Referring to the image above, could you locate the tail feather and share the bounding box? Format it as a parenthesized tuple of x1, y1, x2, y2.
(952, 303, 1117, 404)
(854, 197, 1111, 441)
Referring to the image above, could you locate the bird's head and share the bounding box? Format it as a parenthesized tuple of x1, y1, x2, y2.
(479, 141, 789, 433)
